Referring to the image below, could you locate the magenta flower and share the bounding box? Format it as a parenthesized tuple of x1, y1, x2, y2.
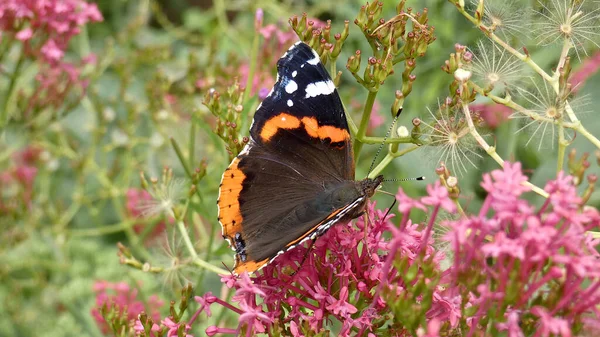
(91, 281, 163, 334)
(445, 163, 600, 335)
(193, 198, 458, 336)
(187, 162, 598, 336)
(125, 188, 166, 239)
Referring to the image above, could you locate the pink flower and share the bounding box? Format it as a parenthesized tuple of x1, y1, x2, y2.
(421, 181, 456, 212)
(194, 292, 216, 317)
(570, 51, 600, 92)
(41, 39, 64, 63)
(531, 307, 572, 337)
(471, 103, 512, 129)
(445, 163, 600, 334)
(16, 27, 33, 40)
(162, 317, 192, 337)
(192, 162, 600, 336)
(91, 281, 163, 334)
(325, 286, 357, 317)
(396, 187, 427, 214)
(125, 188, 166, 238)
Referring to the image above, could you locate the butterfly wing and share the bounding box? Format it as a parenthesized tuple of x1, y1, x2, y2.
(218, 42, 358, 275)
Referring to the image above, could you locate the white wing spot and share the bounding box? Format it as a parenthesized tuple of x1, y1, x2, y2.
(305, 80, 335, 98)
(292, 71, 297, 77)
(281, 116, 286, 121)
(287, 99, 294, 107)
(307, 49, 320, 65)
(285, 80, 298, 94)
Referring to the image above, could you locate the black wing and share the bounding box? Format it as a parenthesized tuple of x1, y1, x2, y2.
(218, 42, 357, 274)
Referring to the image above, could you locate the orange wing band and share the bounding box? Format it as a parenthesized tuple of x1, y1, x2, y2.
(234, 258, 269, 275)
(218, 158, 246, 244)
(260, 113, 350, 143)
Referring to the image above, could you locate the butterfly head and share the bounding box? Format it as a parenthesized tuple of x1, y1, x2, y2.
(359, 175, 384, 199)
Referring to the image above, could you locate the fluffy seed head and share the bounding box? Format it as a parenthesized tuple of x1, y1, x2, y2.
(530, 0, 600, 60)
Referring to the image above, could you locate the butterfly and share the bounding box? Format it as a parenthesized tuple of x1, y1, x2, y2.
(218, 41, 383, 275)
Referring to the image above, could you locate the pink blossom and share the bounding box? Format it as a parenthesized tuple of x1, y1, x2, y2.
(162, 317, 193, 337)
(91, 281, 163, 334)
(471, 103, 512, 129)
(570, 51, 600, 92)
(191, 162, 600, 336)
(445, 163, 600, 334)
(325, 286, 357, 317)
(531, 307, 572, 337)
(395, 187, 427, 230)
(421, 181, 456, 212)
(194, 292, 216, 317)
(125, 188, 166, 238)
(41, 39, 64, 63)
(16, 27, 33, 40)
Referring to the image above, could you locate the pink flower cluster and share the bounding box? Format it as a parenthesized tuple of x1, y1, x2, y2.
(182, 163, 600, 336)
(0, 146, 41, 213)
(1, 0, 102, 113)
(91, 281, 163, 335)
(0, 0, 102, 65)
(193, 183, 460, 336)
(445, 162, 600, 336)
(125, 188, 167, 241)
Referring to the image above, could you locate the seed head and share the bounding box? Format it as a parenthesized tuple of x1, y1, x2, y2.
(420, 102, 483, 176)
(531, 0, 600, 60)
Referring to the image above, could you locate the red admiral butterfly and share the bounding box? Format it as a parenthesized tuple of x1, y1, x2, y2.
(218, 42, 383, 275)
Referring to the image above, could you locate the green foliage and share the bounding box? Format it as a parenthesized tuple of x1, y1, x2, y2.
(0, 0, 599, 336)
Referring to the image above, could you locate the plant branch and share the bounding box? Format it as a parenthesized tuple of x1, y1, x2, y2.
(461, 101, 549, 198)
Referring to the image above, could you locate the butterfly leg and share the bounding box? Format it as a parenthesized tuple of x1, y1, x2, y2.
(290, 238, 317, 277)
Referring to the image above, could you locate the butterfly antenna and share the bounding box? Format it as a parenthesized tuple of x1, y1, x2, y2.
(367, 108, 403, 177)
(221, 261, 236, 277)
(383, 176, 425, 182)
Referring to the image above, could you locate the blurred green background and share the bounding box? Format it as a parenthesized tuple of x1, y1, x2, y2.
(1, 0, 599, 336)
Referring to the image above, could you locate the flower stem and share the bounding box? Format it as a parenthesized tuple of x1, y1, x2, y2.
(0, 50, 26, 126)
(176, 219, 228, 275)
(354, 91, 379, 158)
(557, 124, 567, 174)
(454, 5, 553, 82)
(368, 144, 421, 178)
(243, 25, 260, 105)
(461, 102, 549, 198)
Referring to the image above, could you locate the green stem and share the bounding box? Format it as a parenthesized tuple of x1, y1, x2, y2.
(461, 101, 549, 198)
(368, 145, 420, 178)
(1, 50, 26, 126)
(243, 27, 260, 104)
(171, 137, 205, 203)
(189, 122, 196, 169)
(0, 34, 15, 66)
(454, 5, 552, 82)
(368, 152, 394, 179)
(472, 83, 600, 151)
(557, 123, 567, 174)
(354, 91, 379, 158)
(177, 219, 199, 259)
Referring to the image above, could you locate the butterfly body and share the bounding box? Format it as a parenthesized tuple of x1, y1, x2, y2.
(218, 42, 383, 275)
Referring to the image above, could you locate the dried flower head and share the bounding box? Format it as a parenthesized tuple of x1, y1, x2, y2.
(137, 175, 186, 218)
(512, 77, 589, 149)
(480, 0, 527, 39)
(467, 40, 524, 91)
(531, 0, 600, 59)
(420, 102, 482, 176)
(154, 231, 196, 290)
